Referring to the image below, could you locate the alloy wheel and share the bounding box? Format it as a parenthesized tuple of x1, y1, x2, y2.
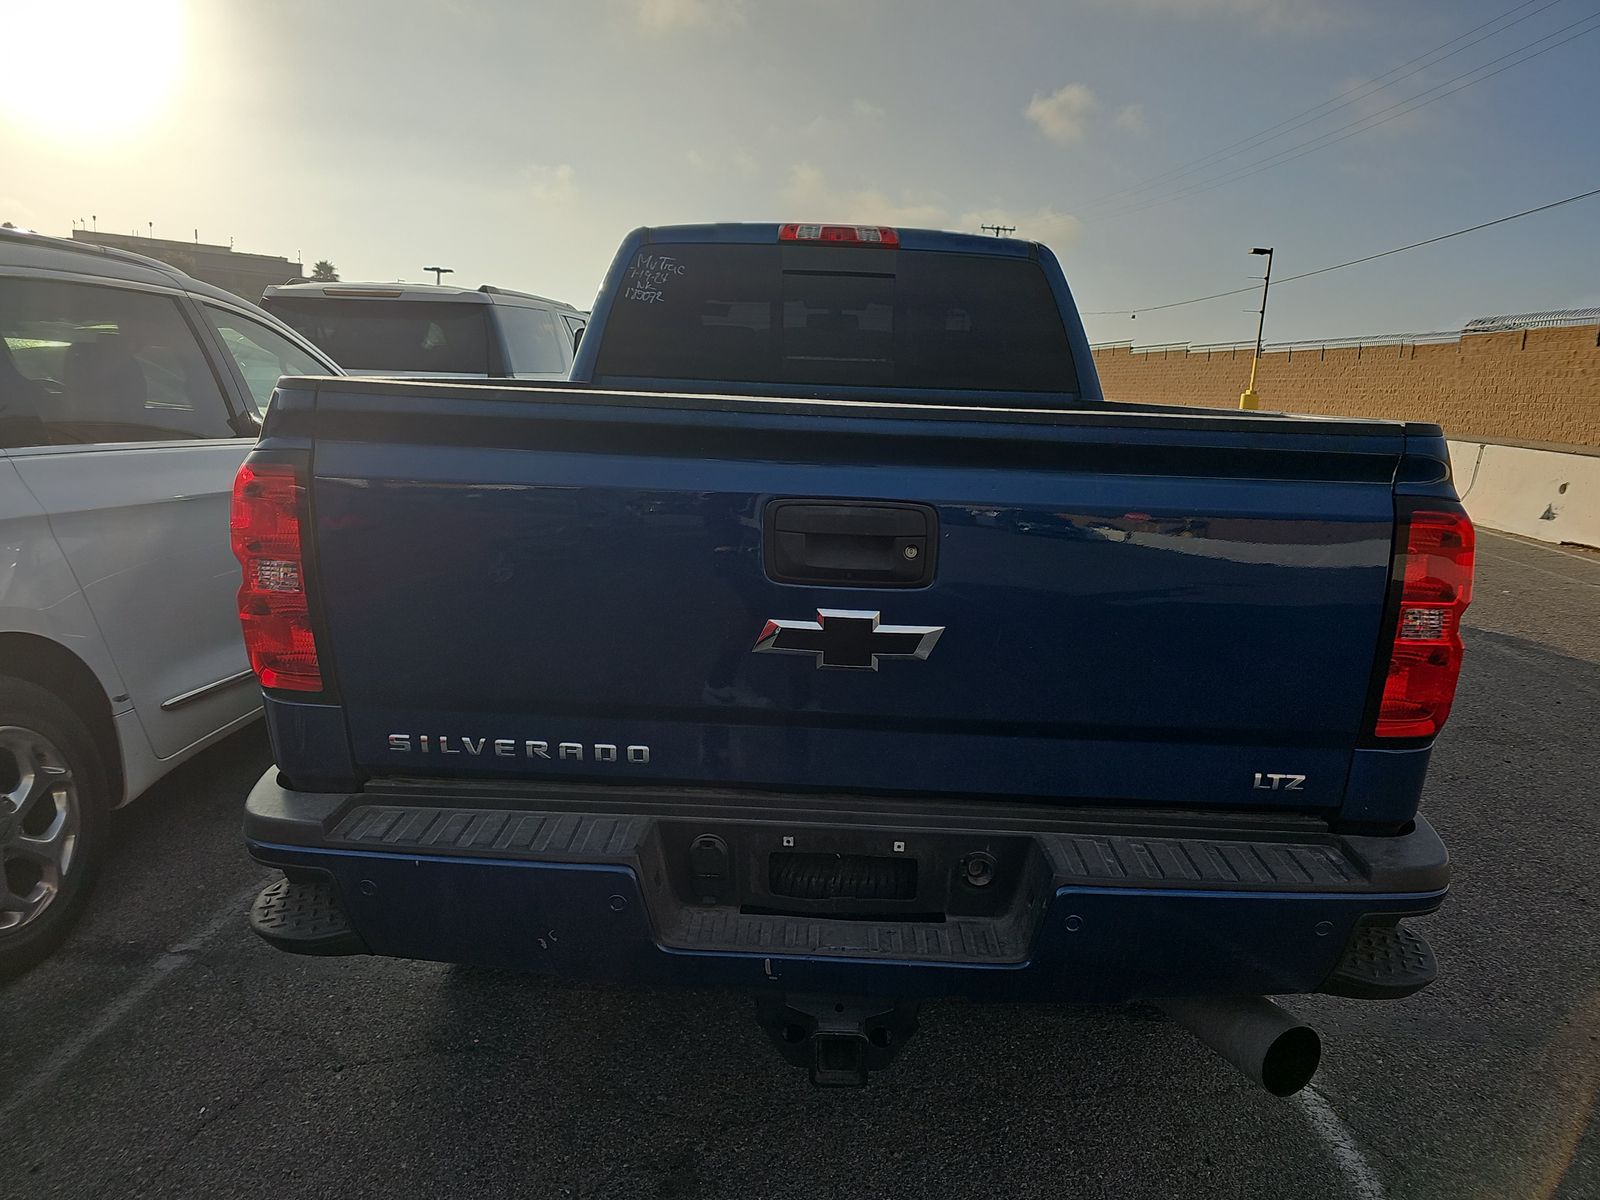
(0, 725, 81, 935)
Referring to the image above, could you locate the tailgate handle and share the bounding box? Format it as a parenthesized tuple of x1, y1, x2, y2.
(764, 500, 937, 587)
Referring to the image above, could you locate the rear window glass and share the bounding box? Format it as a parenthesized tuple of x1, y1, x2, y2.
(592, 243, 1079, 395)
(496, 304, 568, 375)
(264, 298, 489, 374)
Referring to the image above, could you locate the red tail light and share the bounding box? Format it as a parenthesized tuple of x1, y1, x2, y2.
(231, 460, 323, 692)
(779, 223, 899, 247)
(1373, 509, 1475, 738)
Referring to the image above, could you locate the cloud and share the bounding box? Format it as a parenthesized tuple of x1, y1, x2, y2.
(631, 0, 746, 33)
(1113, 104, 1149, 136)
(1025, 84, 1099, 146)
(761, 115, 837, 142)
(958, 207, 1084, 254)
(1098, 0, 1335, 32)
(686, 146, 759, 177)
(765, 102, 886, 144)
(795, 114, 835, 140)
(0, 196, 40, 229)
(782, 164, 946, 228)
(1329, 74, 1431, 137)
(522, 163, 578, 206)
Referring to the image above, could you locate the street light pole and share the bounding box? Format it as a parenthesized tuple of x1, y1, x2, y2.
(1239, 246, 1273, 411)
(424, 265, 454, 285)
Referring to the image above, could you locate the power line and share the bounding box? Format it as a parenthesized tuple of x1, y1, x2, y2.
(1091, 10, 1600, 222)
(1086, 12, 1600, 225)
(1079, 9, 1600, 225)
(1075, 0, 1566, 214)
(1081, 185, 1600, 316)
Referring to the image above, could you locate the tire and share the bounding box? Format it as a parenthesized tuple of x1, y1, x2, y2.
(0, 677, 110, 982)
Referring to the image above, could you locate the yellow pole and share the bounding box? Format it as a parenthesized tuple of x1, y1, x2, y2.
(1239, 350, 1261, 410)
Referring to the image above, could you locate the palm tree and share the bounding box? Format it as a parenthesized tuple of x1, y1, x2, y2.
(309, 260, 339, 282)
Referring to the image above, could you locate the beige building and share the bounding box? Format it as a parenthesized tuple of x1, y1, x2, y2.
(70, 230, 304, 302)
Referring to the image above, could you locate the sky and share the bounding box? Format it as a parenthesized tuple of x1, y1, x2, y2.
(2, 0, 1598, 349)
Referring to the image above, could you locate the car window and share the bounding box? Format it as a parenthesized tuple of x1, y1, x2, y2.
(0, 278, 233, 448)
(497, 304, 568, 374)
(263, 297, 490, 374)
(205, 306, 329, 415)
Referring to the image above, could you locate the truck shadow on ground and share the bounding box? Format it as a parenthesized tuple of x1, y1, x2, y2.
(403, 965, 1340, 1199)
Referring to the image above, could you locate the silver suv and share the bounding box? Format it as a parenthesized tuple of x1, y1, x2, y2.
(261, 282, 587, 379)
(0, 227, 338, 977)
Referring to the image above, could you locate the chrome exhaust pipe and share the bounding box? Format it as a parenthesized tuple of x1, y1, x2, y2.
(1158, 996, 1322, 1097)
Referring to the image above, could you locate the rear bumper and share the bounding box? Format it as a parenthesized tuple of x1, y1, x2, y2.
(244, 770, 1449, 1002)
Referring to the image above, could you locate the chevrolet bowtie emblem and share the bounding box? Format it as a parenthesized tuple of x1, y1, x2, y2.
(753, 609, 944, 671)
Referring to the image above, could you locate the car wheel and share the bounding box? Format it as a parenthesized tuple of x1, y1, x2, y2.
(0, 677, 109, 982)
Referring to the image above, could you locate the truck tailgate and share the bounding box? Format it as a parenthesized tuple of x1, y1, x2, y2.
(296, 382, 1405, 810)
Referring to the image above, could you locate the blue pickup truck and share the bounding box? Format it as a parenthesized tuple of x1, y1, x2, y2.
(235, 223, 1473, 1093)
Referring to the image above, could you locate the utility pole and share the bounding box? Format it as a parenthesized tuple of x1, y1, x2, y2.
(980, 224, 1016, 237)
(425, 265, 454, 285)
(1239, 246, 1274, 411)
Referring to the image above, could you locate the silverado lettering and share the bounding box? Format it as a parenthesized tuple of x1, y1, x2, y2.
(387, 735, 650, 763)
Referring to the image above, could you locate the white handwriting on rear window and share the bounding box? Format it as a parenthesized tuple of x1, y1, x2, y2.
(625, 253, 685, 303)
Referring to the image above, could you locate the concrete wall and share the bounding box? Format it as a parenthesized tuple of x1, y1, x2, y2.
(1092, 324, 1600, 449)
(1451, 440, 1600, 550)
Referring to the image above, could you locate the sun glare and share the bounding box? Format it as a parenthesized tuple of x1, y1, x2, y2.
(0, 0, 186, 141)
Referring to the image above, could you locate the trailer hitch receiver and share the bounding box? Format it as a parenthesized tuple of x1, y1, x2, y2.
(755, 994, 920, 1086)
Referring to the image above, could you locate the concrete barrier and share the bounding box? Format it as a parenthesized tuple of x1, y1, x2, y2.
(1449, 439, 1600, 550)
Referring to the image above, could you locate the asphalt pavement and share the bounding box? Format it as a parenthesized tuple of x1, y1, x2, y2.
(2, 529, 1596, 1200)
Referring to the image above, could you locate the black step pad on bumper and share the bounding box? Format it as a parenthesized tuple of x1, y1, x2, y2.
(249, 877, 367, 957)
(329, 802, 1367, 891)
(1321, 922, 1436, 999)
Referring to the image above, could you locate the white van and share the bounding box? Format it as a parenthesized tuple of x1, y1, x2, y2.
(0, 227, 338, 977)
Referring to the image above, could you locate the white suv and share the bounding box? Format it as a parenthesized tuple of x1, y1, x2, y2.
(0, 228, 337, 977)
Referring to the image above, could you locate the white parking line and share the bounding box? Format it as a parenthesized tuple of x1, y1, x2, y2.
(1479, 529, 1600, 569)
(1295, 1085, 1387, 1200)
(1477, 548, 1600, 591)
(0, 878, 265, 1126)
